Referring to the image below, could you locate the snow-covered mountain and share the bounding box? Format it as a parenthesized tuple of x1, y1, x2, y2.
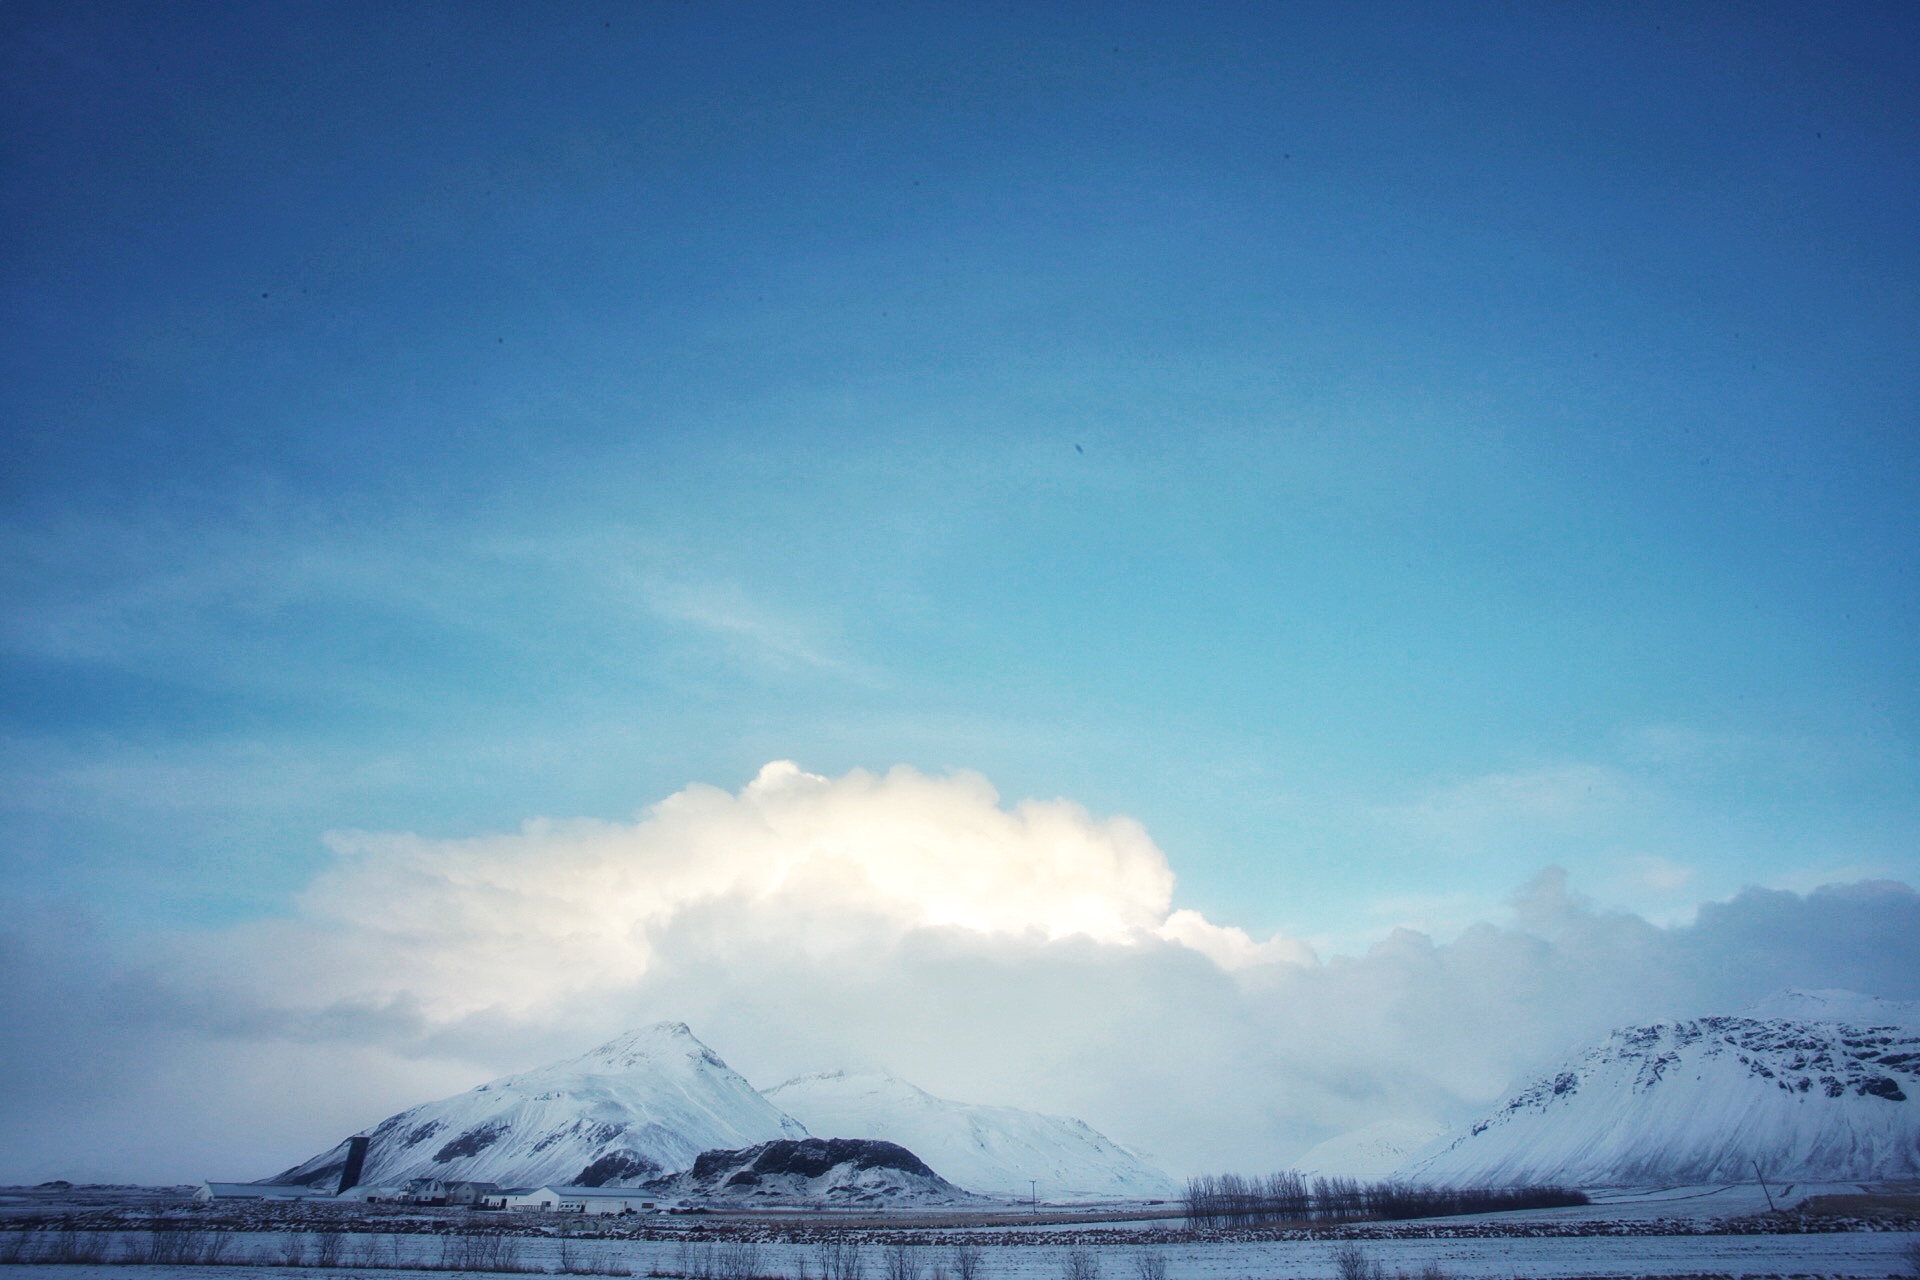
(1292, 1118, 1450, 1182)
(1401, 990, 1920, 1187)
(763, 1071, 1178, 1201)
(277, 1023, 806, 1190)
(644, 1137, 974, 1205)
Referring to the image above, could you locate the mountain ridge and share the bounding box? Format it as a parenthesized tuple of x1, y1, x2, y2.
(1400, 989, 1920, 1186)
(276, 1022, 806, 1190)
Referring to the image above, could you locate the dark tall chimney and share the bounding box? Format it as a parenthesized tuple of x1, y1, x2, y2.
(337, 1136, 370, 1194)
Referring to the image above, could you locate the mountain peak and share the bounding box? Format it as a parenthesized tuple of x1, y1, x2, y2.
(274, 1021, 803, 1192)
(572, 1022, 724, 1073)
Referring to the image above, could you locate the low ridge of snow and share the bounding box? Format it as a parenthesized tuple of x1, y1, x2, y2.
(1401, 990, 1920, 1187)
(1291, 1118, 1451, 1182)
(763, 1071, 1178, 1202)
(277, 1022, 806, 1190)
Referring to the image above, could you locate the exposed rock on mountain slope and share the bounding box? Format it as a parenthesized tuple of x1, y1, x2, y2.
(763, 1070, 1177, 1201)
(1401, 990, 1920, 1186)
(644, 1137, 974, 1205)
(276, 1023, 806, 1190)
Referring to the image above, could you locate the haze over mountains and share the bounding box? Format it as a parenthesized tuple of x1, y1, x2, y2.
(1401, 990, 1920, 1186)
(271, 991, 1920, 1202)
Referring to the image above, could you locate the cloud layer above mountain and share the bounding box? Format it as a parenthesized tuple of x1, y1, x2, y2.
(3, 763, 1917, 1184)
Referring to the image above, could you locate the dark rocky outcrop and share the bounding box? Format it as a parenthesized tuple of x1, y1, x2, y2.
(647, 1138, 970, 1204)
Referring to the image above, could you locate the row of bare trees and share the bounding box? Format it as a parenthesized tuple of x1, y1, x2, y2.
(1183, 1171, 1586, 1226)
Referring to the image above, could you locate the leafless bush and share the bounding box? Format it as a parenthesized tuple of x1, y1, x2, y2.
(139, 1225, 207, 1265)
(559, 1233, 630, 1277)
(1132, 1248, 1167, 1280)
(356, 1233, 403, 1269)
(815, 1236, 867, 1280)
(676, 1239, 715, 1280)
(715, 1239, 761, 1280)
(312, 1227, 346, 1267)
(1903, 1236, 1920, 1279)
(47, 1223, 108, 1265)
(1331, 1243, 1384, 1280)
(1060, 1246, 1100, 1280)
(282, 1230, 310, 1267)
(0, 1230, 32, 1265)
(438, 1229, 526, 1272)
(883, 1242, 922, 1280)
(1417, 1264, 1449, 1280)
(949, 1241, 984, 1280)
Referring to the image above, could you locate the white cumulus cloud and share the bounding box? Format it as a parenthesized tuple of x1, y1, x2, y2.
(260, 761, 1296, 1024)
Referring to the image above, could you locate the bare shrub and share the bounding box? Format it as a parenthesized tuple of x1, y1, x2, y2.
(1133, 1249, 1167, 1280)
(313, 1227, 346, 1267)
(51, 1224, 107, 1264)
(282, 1230, 310, 1267)
(0, 1230, 32, 1265)
(883, 1242, 922, 1280)
(677, 1239, 715, 1280)
(1060, 1247, 1100, 1280)
(562, 1234, 629, 1277)
(1331, 1243, 1384, 1280)
(157, 1226, 216, 1265)
(357, 1233, 403, 1269)
(950, 1241, 984, 1280)
(715, 1239, 761, 1280)
(439, 1229, 525, 1271)
(815, 1236, 867, 1280)
(1903, 1236, 1920, 1279)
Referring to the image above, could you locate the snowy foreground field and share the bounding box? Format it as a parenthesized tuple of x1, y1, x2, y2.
(3, 1183, 1917, 1280)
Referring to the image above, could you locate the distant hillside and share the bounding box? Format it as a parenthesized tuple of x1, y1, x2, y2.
(765, 1070, 1177, 1201)
(1402, 990, 1920, 1186)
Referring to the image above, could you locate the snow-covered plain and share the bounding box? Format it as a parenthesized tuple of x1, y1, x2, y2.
(1, 1227, 1915, 1280)
(5, 1182, 1917, 1280)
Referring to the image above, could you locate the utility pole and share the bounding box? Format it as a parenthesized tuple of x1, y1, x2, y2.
(1752, 1161, 1776, 1213)
(1029, 1179, 1037, 1211)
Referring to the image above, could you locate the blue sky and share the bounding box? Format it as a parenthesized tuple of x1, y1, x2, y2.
(5, 5, 1920, 1175)
(5, 1, 1917, 952)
